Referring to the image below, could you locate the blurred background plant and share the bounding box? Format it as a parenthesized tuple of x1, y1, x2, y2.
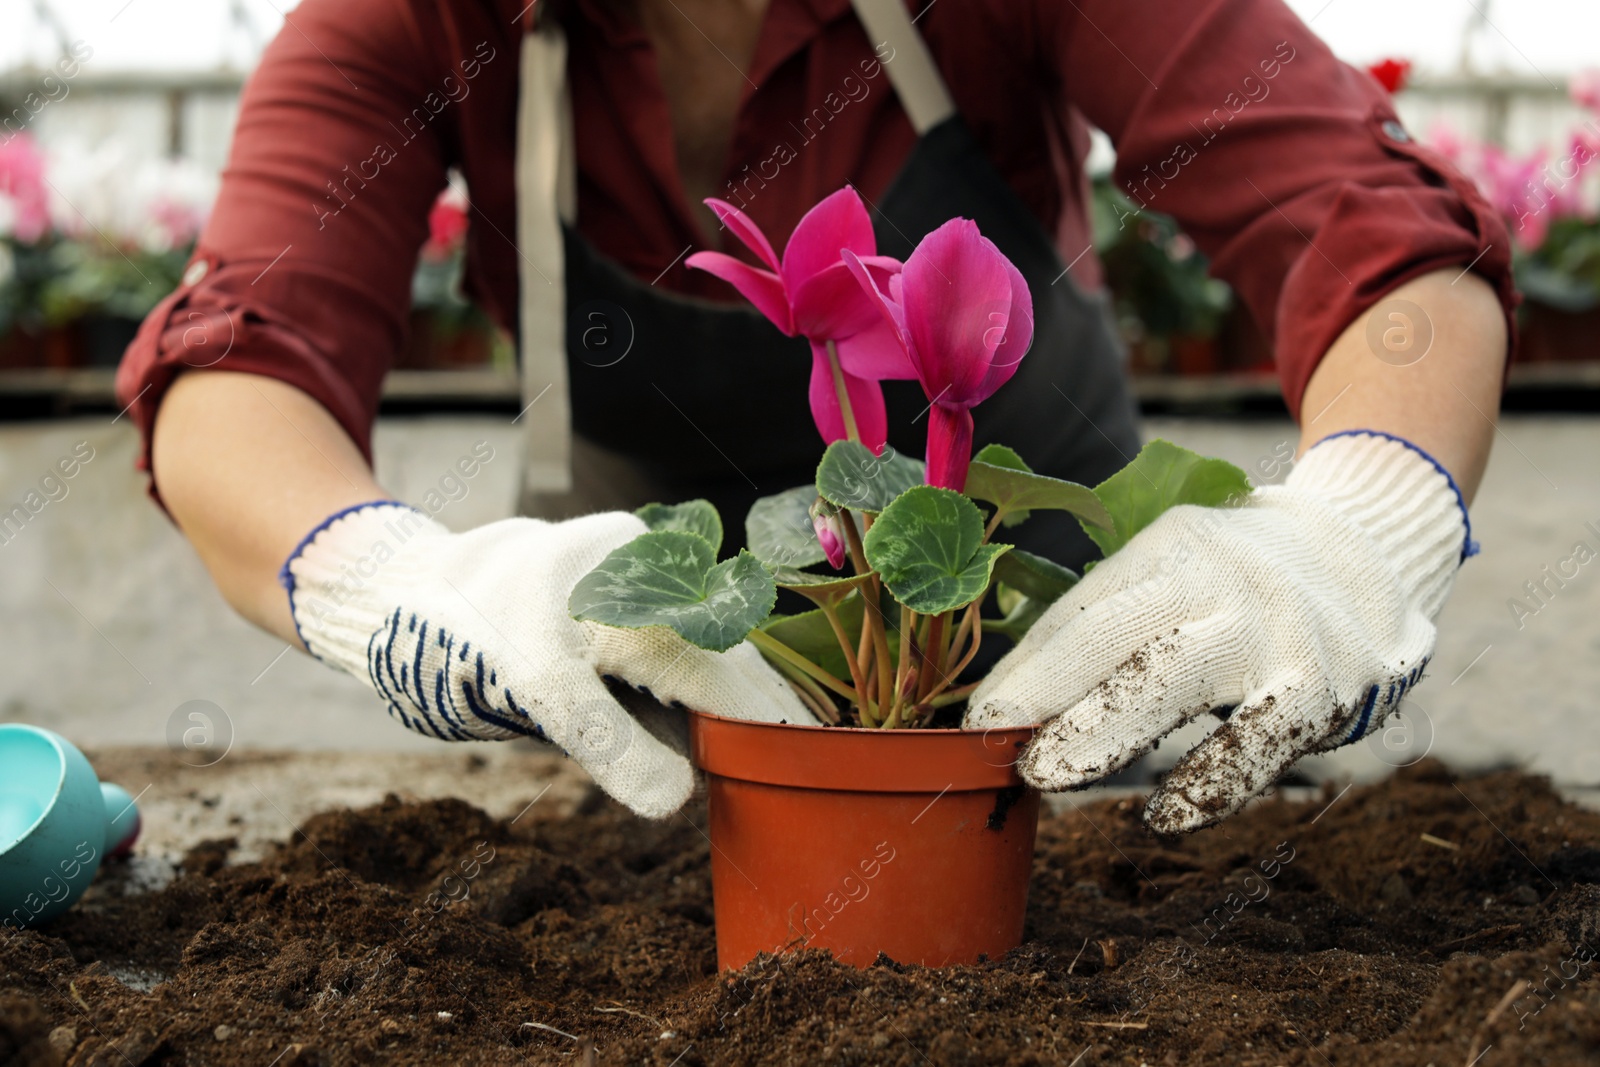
(1420, 66, 1600, 361)
(1084, 58, 1600, 374)
(403, 176, 513, 371)
(1089, 180, 1237, 376)
(0, 129, 507, 370)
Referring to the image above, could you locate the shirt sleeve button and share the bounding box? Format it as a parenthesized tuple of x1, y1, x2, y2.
(182, 259, 210, 286)
(1381, 120, 1411, 144)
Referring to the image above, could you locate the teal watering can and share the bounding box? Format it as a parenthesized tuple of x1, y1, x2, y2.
(0, 724, 141, 931)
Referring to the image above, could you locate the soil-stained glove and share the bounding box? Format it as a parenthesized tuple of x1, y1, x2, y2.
(281, 504, 814, 818)
(966, 432, 1474, 833)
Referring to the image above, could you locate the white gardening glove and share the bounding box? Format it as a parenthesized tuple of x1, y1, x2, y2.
(280, 504, 814, 818)
(966, 432, 1473, 834)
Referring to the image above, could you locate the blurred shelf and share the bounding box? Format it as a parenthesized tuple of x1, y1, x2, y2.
(2, 364, 1599, 421)
(379, 371, 518, 412)
(0, 367, 522, 421)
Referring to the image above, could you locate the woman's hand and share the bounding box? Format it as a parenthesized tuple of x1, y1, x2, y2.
(284, 505, 814, 818)
(966, 431, 1468, 833)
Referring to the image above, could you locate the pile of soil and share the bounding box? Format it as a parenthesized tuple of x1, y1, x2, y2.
(3, 760, 1599, 1066)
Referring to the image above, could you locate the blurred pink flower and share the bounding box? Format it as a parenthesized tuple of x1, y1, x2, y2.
(147, 197, 207, 250)
(0, 135, 52, 243)
(423, 185, 469, 261)
(1425, 120, 1467, 166)
(1571, 69, 1600, 112)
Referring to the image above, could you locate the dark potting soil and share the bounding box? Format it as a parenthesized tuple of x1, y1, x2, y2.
(4, 760, 1600, 1066)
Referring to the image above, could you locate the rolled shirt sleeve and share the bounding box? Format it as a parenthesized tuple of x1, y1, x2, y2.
(115, 0, 458, 496)
(1041, 0, 1516, 418)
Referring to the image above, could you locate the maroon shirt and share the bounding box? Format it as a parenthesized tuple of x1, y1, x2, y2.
(117, 0, 1515, 492)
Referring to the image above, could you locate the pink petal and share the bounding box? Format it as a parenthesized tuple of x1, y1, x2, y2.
(685, 251, 794, 335)
(781, 186, 877, 292)
(900, 219, 1015, 405)
(841, 249, 912, 355)
(833, 318, 918, 382)
(790, 260, 883, 340)
(703, 198, 781, 272)
(808, 342, 889, 453)
(974, 254, 1033, 401)
(926, 405, 975, 492)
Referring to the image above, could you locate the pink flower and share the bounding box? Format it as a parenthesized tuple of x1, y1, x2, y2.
(844, 218, 1033, 492)
(1425, 121, 1467, 166)
(424, 186, 470, 261)
(809, 498, 848, 570)
(1571, 69, 1600, 113)
(1479, 143, 1554, 248)
(687, 187, 913, 452)
(0, 135, 52, 244)
(1365, 58, 1411, 95)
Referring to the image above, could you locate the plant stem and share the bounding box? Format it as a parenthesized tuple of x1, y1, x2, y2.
(949, 597, 981, 668)
(916, 612, 948, 703)
(983, 508, 1006, 542)
(840, 510, 869, 575)
(840, 514, 894, 720)
(747, 629, 859, 703)
(817, 599, 871, 719)
(924, 601, 984, 704)
(894, 605, 916, 723)
(772, 660, 840, 724)
(825, 339, 861, 445)
(927, 681, 980, 708)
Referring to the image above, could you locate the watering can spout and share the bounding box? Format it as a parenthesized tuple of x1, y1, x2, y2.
(100, 782, 142, 858)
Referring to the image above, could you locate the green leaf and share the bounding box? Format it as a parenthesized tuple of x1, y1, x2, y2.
(862, 486, 1010, 615)
(635, 500, 723, 556)
(569, 531, 774, 652)
(982, 588, 1049, 644)
(769, 567, 875, 600)
(972, 443, 1031, 472)
(991, 549, 1079, 604)
(963, 461, 1111, 531)
(745, 486, 825, 569)
(759, 595, 867, 680)
(815, 440, 925, 514)
(1083, 439, 1253, 557)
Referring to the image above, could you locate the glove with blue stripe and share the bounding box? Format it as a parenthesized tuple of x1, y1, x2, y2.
(965, 432, 1473, 833)
(281, 504, 813, 817)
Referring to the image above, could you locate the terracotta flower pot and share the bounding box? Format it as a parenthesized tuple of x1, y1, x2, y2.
(687, 710, 1041, 970)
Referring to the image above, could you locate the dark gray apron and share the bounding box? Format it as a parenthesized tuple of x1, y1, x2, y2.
(535, 29, 1140, 575)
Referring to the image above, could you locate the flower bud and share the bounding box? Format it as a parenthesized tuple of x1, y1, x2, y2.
(809, 498, 848, 570)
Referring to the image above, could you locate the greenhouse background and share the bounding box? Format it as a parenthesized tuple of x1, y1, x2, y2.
(3, 0, 1598, 383)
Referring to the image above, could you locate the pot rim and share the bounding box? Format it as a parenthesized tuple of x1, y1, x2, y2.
(686, 708, 1044, 735)
(687, 709, 1042, 793)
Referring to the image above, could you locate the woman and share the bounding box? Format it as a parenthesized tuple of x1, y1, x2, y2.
(117, 0, 1513, 831)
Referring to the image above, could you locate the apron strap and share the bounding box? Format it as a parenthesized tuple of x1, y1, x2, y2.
(515, 23, 576, 495)
(848, 0, 955, 134)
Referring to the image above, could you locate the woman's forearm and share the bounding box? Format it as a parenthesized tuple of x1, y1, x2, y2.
(1298, 269, 1508, 503)
(151, 372, 391, 646)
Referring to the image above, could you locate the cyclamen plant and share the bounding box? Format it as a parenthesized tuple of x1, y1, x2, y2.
(570, 187, 1252, 728)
